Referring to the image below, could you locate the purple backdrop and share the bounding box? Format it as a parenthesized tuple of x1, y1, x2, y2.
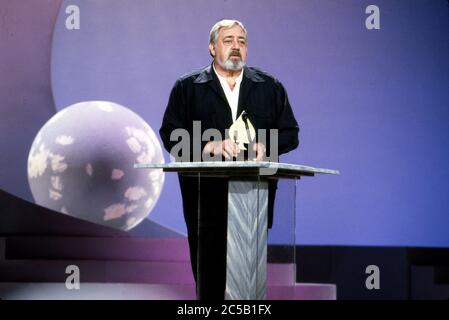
(0, 0, 60, 199)
(1, 0, 448, 247)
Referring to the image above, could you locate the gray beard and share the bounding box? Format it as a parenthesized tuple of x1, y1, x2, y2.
(218, 57, 245, 71)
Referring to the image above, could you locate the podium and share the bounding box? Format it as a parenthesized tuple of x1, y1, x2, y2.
(136, 161, 339, 300)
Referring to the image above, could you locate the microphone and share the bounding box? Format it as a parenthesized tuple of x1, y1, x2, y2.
(241, 111, 253, 145)
(241, 110, 256, 161)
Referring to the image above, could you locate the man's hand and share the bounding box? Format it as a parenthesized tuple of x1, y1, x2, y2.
(203, 139, 240, 160)
(252, 142, 266, 161)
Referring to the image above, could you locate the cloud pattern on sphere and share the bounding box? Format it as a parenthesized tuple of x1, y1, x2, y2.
(27, 101, 165, 231)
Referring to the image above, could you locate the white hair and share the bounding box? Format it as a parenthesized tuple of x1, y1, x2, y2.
(209, 19, 247, 45)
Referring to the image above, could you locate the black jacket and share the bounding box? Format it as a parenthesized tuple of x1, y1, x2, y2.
(160, 64, 299, 159)
(159, 64, 299, 229)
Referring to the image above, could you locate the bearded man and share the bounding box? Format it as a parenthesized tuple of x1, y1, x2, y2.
(160, 19, 299, 300)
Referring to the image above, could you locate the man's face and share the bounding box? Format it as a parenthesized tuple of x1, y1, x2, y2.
(210, 24, 247, 71)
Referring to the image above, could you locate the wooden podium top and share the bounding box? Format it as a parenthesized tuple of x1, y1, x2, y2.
(135, 161, 339, 178)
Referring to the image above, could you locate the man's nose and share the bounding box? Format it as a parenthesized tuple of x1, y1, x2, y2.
(231, 39, 241, 49)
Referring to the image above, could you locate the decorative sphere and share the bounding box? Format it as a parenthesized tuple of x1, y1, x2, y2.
(27, 101, 165, 231)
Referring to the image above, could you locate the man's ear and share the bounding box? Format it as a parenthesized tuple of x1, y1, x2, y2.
(208, 43, 215, 57)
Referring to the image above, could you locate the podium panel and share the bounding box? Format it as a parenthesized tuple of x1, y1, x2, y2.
(135, 161, 339, 300)
(225, 178, 268, 300)
(196, 175, 296, 300)
(267, 178, 297, 299)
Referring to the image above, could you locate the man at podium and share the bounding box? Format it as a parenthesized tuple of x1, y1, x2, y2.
(159, 19, 299, 300)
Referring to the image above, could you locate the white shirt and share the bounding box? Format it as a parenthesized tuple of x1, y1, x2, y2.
(213, 64, 243, 122)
